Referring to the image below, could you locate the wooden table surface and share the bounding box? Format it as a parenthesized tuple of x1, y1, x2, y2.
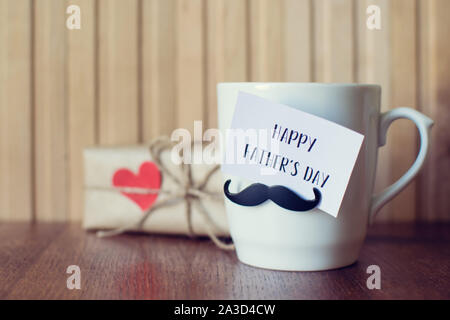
(0, 223, 449, 300)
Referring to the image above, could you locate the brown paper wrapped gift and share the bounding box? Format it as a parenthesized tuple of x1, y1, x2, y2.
(83, 140, 229, 238)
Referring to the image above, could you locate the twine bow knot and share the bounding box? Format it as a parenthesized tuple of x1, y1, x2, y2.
(96, 136, 234, 250)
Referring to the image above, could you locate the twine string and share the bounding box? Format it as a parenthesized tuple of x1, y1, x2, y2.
(96, 136, 234, 251)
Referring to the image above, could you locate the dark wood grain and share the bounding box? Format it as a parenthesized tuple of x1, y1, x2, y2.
(0, 223, 449, 299)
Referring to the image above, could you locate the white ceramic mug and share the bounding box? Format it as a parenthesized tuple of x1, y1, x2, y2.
(217, 83, 433, 271)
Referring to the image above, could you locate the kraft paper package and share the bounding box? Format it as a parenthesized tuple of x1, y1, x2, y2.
(83, 144, 229, 237)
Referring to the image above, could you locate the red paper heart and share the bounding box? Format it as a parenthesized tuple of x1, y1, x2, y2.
(112, 161, 161, 211)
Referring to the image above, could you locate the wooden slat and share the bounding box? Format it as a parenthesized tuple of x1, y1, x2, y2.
(176, 0, 206, 135)
(356, 0, 391, 97)
(98, 0, 139, 145)
(34, 0, 67, 221)
(249, 0, 283, 81)
(417, 0, 431, 221)
(67, 0, 96, 221)
(206, 0, 248, 129)
(388, 0, 418, 222)
(283, 0, 312, 82)
(0, 0, 33, 221)
(356, 0, 392, 222)
(418, 0, 450, 221)
(141, 0, 176, 141)
(313, 0, 355, 82)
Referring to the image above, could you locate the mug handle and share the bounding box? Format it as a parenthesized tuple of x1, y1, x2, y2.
(369, 107, 434, 224)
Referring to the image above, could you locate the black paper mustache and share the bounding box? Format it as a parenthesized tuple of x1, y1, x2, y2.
(223, 179, 322, 212)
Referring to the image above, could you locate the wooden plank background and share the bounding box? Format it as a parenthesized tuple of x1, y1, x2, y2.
(0, 0, 449, 222)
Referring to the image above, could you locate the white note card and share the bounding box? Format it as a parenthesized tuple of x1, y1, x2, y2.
(221, 92, 364, 217)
